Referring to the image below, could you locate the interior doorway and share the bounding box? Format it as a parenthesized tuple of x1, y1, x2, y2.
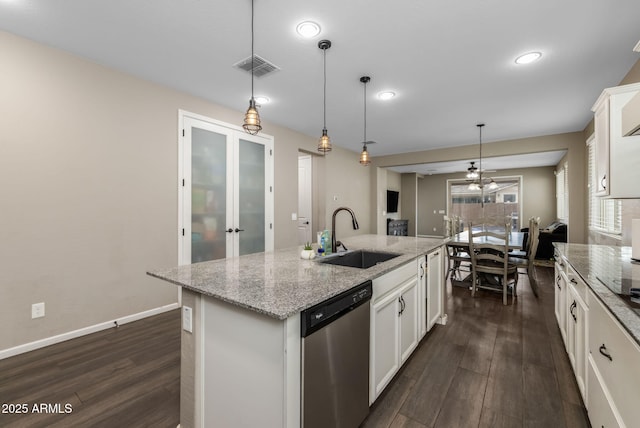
(298, 154, 313, 245)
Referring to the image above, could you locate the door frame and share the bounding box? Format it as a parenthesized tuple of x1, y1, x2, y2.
(178, 110, 274, 266)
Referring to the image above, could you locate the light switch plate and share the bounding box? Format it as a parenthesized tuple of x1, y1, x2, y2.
(182, 306, 193, 333)
(291, 213, 297, 221)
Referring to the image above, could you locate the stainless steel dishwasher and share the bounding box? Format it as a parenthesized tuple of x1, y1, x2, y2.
(300, 280, 372, 428)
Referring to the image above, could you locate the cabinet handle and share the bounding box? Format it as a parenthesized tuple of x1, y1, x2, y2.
(234, 228, 245, 233)
(599, 344, 613, 361)
(226, 228, 234, 233)
(556, 275, 561, 289)
(420, 264, 425, 279)
(601, 174, 607, 191)
(398, 296, 406, 316)
(570, 301, 577, 322)
(433, 252, 440, 257)
(570, 278, 577, 285)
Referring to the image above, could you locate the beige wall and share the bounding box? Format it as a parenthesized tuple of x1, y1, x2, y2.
(416, 167, 556, 236)
(373, 132, 586, 243)
(0, 31, 368, 351)
(400, 174, 419, 236)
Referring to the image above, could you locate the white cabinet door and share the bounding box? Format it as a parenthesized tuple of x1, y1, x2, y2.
(557, 270, 569, 345)
(399, 278, 419, 364)
(591, 83, 640, 198)
(417, 256, 427, 339)
(567, 279, 587, 400)
(370, 291, 400, 404)
(587, 356, 624, 428)
(427, 249, 443, 331)
(593, 98, 610, 196)
(554, 261, 565, 326)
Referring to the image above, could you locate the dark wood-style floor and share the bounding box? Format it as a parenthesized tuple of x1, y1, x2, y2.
(363, 266, 590, 428)
(0, 265, 589, 428)
(0, 310, 180, 428)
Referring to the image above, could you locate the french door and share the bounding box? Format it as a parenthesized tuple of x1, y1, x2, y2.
(179, 111, 273, 264)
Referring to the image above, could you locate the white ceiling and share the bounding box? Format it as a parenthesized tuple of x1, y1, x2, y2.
(1, 0, 639, 158)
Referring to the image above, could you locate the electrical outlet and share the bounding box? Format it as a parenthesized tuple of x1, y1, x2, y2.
(32, 302, 45, 319)
(183, 306, 193, 333)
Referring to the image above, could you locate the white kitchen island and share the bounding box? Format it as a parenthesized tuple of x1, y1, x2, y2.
(148, 234, 446, 428)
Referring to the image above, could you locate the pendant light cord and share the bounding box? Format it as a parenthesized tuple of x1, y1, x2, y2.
(250, 0, 255, 100)
(323, 47, 327, 129)
(363, 79, 367, 144)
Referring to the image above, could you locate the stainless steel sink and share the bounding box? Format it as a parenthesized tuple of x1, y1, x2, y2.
(317, 250, 400, 269)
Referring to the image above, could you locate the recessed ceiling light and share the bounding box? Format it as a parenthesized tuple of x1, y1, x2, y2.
(515, 52, 542, 65)
(296, 21, 321, 38)
(254, 96, 270, 104)
(377, 91, 396, 101)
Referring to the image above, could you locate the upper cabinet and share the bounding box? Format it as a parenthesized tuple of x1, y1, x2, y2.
(591, 82, 640, 198)
(622, 91, 640, 136)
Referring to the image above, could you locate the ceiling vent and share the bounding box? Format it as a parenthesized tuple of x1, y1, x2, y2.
(234, 54, 280, 78)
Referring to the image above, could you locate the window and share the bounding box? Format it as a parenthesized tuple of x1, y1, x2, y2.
(587, 138, 621, 234)
(447, 177, 522, 231)
(556, 162, 568, 223)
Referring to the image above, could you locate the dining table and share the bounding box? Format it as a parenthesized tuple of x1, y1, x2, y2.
(446, 230, 535, 298)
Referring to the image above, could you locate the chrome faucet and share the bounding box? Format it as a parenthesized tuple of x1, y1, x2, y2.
(331, 207, 359, 253)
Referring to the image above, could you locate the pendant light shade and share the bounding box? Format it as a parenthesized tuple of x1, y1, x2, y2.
(317, 40, 332, 153)
(359, 76, 372, 166)
(242, 0, 262, 135)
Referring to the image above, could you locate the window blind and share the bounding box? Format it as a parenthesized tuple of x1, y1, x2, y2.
(587, 140, 621, 234)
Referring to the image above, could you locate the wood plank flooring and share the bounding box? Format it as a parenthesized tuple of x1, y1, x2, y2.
(0, 310, 180, 428)
(0, 265, 589, 428)
(363, 266, 591, 428)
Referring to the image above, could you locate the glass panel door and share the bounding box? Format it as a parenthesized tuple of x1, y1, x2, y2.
(188, 123, 231, 263)
(237, 138, 266, 256)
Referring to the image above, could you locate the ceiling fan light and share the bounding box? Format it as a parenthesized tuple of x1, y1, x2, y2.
(488, 179, 498, 190)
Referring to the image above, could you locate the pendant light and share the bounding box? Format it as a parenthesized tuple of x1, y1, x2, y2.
(359, 76, 372, 166)
(317, 40, 332, 153)
(242, 0, 262, 135)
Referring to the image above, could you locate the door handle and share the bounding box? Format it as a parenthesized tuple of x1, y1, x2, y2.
(303, 221, 309, 225)
(599, 344, 612, 361)
(226, 228, 234, 233)
(234, 228, 245, 233)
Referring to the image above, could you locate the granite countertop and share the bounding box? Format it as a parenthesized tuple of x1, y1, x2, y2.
(148, 234, 445, 320)
(554, 243, 640, 346)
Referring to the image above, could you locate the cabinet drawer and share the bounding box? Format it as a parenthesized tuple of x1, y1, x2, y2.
(587, 356, 624, 428)
(566, 266, 587, 303)
(588, 290, 640, 426)
(372, 261, 416, 302)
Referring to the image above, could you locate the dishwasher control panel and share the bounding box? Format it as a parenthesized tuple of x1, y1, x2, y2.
(301, 281, 372, 337)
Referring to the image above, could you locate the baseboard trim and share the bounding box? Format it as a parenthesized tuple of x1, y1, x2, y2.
(0, 303, 180, 360)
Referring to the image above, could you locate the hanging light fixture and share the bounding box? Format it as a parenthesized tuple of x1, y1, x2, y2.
(359, 76, 372, 166)
(468, 123, 485, 191)
(317, 40, 332, 153)
(242, 0, 262, 135)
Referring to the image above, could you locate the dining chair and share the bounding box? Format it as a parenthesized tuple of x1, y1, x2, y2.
(468, 223, 519, 305)
(509, 217, 540, 297)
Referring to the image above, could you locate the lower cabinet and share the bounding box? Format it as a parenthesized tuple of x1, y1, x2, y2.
(370, 261, 419, 405)
(554, 258, 568, 345)
(565, 274, 587, 400)
(426, 249, 443, 331)
(587, 288, 640, 427)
